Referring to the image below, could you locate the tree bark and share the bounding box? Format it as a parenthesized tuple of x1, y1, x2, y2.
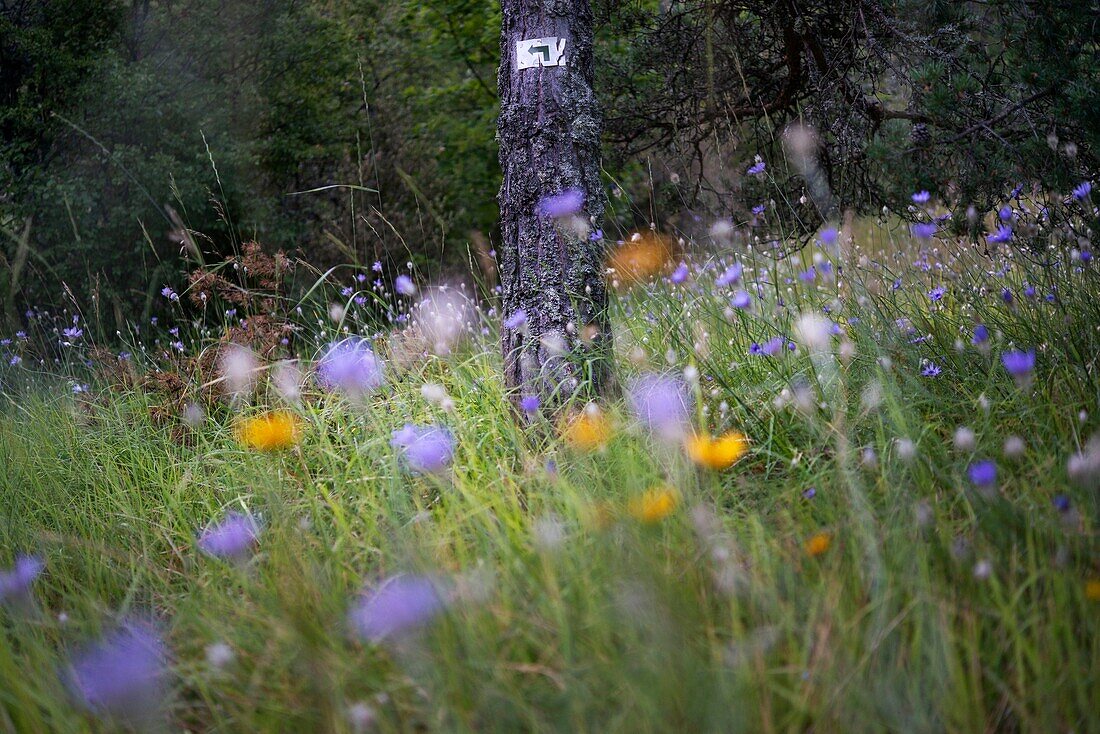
(497, 0, 611, 411)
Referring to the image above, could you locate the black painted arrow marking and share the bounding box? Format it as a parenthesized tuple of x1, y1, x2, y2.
(528, 44, 551, 62)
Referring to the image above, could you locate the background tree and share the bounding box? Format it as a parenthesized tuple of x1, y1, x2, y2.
(497, 0, 611, 406)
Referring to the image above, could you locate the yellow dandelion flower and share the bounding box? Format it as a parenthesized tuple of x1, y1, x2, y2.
(1086, 579, 1100, 601)
(628, 486, 680, 524)
(561, 409, 612, 450)
(686, 431, 748, 470)
(804, 531, 832, 557)
(237, 411, 301, 451)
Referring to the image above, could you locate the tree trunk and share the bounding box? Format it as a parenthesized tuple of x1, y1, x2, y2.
(497, 0, 611, 411)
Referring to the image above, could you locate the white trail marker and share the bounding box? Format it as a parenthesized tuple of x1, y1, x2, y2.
(516, 37, 568, 69)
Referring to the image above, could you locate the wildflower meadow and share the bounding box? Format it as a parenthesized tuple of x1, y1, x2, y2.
(1, 183, 1098, 731)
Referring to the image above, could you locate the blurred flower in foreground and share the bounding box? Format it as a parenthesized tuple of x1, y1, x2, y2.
(1001, 349, 1035, 386)
(561, 406, 612, 450)
(413, 289, 474, 356)
(197, 511, 260, 561)
(390, 424, 454, 474)
(715, 262, 743, 287)
(669, 262, 689, 284)
(0, 554, 43, 605)
(348, 575, 446, 643)
(1067, 435, 1100, 488)
(316, 338, 385, 396)
(804, 532, 832, 557)
(628, 486, 680, 523)
(237, 411, 300, 451)
(66, 620, 170, 727)
(536, 188, 584, 218)
(793, 311, 833, 352)
(219, 344, 258, 400)
(606, 233, 673, 285)
(394, 275, 417, 296)
(627, 373, 692, 442)
(968, 459, 997, 488)
(686, 431, 748, 470)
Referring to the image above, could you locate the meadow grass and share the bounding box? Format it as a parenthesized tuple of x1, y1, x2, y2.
(1, 220, 1098, 732)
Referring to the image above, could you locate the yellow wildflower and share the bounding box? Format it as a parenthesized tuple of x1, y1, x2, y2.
(606, 233, 673, 286)
(628, 486, 680, 523)
(561, 409, 611, 450)
(686, 431, 748, 470)
(1086, 579, 1100, 601)
(237, 411, 301, 451)
(804, 531, 832, 557)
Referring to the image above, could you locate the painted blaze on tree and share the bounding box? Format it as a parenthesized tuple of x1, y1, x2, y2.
(497, 0, 610, 412)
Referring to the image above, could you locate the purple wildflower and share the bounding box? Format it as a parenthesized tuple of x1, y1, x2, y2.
(1001, 349, 1035, 379)
(1072, 181, 1092, 200)
(316, 339, 385, 395)
(503, 309, 527, 330)
(348, 575, 446, 642)
(968, 460, 997, 488)
(928, 286, 945, 302)
(520, 395, 540, 413)
(998, 205, 1013, 221)
(715, 262, 743, 287)
(0, 554, 43, 604)
(731, 290, 752, 309)
(627, 373, 692, 441)
(911, 190, 931, 204)
(536, 188, 584, 218)
(394, 275, 417, 296)
(987, 226, 1013, 244)
(197, 512, 260, 560)
(751, 204, 766, 215)
(761, 336, 787, 356)
(921, 363, 941, 377)
(747, 160, 766, 176)
(372, 261, 383, 273)
(802, 487, 817, 500)
(160, 286, 177, 301)
(669, 262, 689, 284)
(67, 621, 170, 725)
(972, 324, 989, 345)
(912, 222, 937, 239)
(62, 327, 83, 340)
(391, 424, 454, 474)
(819, 227, 838, 247)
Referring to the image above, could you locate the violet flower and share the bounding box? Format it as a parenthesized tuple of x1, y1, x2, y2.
(66, 621, 170, 726)
(197, 512, 260, 561)
(348, 575, 446, 642)
(317, 339, 385, 396)
(391, 424, 454, 474)
(0, 554, 43, 604)
(627, 373, 692, 441)
(536, 188, 584, 218)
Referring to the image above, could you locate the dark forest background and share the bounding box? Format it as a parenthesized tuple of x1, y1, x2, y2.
(2, 0, 1097, 330)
